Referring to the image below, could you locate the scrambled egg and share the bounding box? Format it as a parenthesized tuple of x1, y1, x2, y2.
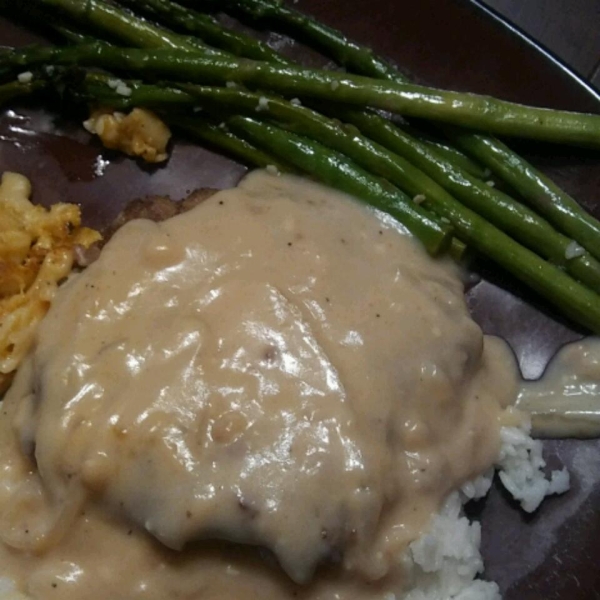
(0, 172, 101, 394)
(83, 108, 171, 163)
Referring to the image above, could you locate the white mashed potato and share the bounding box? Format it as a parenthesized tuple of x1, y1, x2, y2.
(0, 171, 568, 599)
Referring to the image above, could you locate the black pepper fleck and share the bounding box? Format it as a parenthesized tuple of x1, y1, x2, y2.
(219, 200, 224, 205)
(263, 346, 279, 363)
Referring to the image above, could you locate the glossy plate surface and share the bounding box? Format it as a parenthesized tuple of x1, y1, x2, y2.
(1, 0, 600, 597)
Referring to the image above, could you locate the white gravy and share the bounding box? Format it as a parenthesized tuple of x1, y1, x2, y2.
(517, 338, 600, 438)
(0, 171, 515, 599)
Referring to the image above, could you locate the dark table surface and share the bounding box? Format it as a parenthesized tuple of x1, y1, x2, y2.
(483, 0, 600, 90)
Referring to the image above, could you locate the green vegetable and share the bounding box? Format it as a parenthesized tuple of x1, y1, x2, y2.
(52, 24, 102, 45)
(118, 0, 288, 64)
(0, 2, 98, 46)
(33, 0, 213, 53)
(169, 115, 290, 171)
(447, 130, 600, 262)
(0, 79, 46, 107)
(232, 116, 600, 334)
(410, 134, 489, 180)
(16, 42, 600, 147)
(188, 0, 401, 81)
(66, 71, 199, 109)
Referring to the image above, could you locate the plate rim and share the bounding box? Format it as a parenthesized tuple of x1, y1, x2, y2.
(469, 0, 600, 103)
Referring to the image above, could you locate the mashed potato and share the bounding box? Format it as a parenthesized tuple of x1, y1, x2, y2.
(0, 172, 101, 394)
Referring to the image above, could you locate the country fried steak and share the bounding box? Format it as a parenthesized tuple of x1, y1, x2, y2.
(104, 188, 218, 240)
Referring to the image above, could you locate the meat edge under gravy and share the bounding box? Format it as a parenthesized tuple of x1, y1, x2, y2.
(73, 188, 217, 267)
(104, 188, 218, 241)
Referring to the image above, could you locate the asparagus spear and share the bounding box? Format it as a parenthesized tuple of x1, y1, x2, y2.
(0, 38, 209, 81)
(0, 79, 46, 107)
(17, 42, 600, 147)
(446, 130, 600, 262)
(0, 2, 98, 46)
(118, 0, 288, 64)
(169, 115, 290, 171)
(231, 116, 600, 333)
(411, 135, 489, 180)
(53, 25, 101, 45)
(0, 44, 78, 74)
(203, 0, 600, 255)
(30, 0, 211, 53)
(188, 0, 400, 81)
(66, 71, 199, 109)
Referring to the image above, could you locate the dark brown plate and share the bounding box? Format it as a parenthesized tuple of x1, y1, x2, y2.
(1, 0, 600, 597)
